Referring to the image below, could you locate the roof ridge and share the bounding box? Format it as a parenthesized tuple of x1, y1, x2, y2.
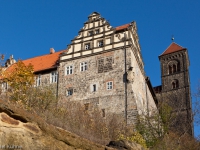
(22, 50, 65, 61)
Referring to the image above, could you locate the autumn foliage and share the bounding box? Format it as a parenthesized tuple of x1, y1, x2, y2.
(2, 60, 35, 104)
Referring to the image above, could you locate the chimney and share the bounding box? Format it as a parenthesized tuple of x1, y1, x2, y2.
(50, 48, 55, 54)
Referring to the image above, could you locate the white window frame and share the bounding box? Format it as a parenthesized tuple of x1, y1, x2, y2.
(107, 81, 113, 90)
(98, 40, 104, 47)
(66, 89, 73, 96)
(66, 65, 73, 75)
(50, 71, 57, 83)
(85, 43, 90, 50)
(80, 62, 87, 71)
(36, 75, 41, 86)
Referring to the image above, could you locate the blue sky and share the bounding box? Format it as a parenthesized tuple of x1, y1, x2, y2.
(1, 1, 200, 137)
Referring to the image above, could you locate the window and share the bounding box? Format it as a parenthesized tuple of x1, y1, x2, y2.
(88, 31, 93, 36)
(36, 75, 41, 86)
(102, 109, 105, 117)
(98, 40, 103, 47)
(80, 62, 87, 71)
(85, 43, 90, 50)
(66, 66, 73, 75)
(168, 61, 180, 74)
(66, 89, 73, 96)
(172, 80, 179, 89)
(95, 29, 99, 34)
(50, 71, 57, 83)
(93, 84, 96, 92)
(107, 81, 113, 90)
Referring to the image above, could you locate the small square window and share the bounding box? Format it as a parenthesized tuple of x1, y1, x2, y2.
(85, 43, 90, 50)
(66, 66, 73, 75)
(107, 81, 113, 90)
(80, 62, 87, 71)
(98, 40, 103, 47)
(67, 89, 73, 96)
(95, 29, 99, 34)
(88, 31, 93, 36)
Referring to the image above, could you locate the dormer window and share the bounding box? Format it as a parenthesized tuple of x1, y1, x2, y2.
(88, 31, 93, 36)
(85, 43, 90, 50)
(98, 40, 104, 47)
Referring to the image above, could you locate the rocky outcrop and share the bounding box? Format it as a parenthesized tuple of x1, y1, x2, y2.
(107, 140, 147, 150)
(0, 108, 114, 150)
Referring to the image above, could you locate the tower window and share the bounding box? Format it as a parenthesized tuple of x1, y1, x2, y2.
(172, 80, 179, 89)
(168, 61, 180, 74)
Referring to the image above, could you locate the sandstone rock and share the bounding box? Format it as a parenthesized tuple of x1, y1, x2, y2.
(107, 140, 147, 150)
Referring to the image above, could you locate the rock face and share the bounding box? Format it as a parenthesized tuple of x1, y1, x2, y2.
(107, 140, 147, 150)
(0, 108, 114, 150)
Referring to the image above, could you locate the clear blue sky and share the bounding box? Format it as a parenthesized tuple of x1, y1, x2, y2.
(1, 1, 200, 137)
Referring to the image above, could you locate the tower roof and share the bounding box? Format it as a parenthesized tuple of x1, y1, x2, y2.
(160, 42, 186, 56)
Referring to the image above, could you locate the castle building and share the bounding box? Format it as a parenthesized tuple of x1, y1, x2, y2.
(154, 42, 193, 136)
(2, 12, 177, 126)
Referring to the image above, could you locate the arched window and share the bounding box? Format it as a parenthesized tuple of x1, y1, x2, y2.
(177, 62, 180, 72)
(168, 60, 180, 74)
(172, 80, 179, 89)
(173, 64, 176, 73)
(169, 66, 172, 74)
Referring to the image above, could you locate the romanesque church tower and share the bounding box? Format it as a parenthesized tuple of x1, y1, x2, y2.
(155, 42, 193, 136)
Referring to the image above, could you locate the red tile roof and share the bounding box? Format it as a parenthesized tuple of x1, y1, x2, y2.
(6, 50, 65, 73)
(160, 42, 185, 56)
(115, 24, 130, 31)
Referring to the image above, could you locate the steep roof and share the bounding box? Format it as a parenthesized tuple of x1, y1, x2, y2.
(6, 50, 65, 73)
(115, 23, 130, 31)
(23, 50, 65, 72)
(160, 42, 186, 56)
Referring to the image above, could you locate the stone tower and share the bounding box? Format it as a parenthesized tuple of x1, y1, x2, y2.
(157, 42, 193, 135)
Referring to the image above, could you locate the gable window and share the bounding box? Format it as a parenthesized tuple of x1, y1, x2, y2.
(85, 43, 90, 50)
(95, 29, 99, 34)
(66, 89, 73, 96)
(107, 81, 113, 90)
(50, 71, 57, 83)
(88, 31, 93, 36)
(36, 75, 41, 86)
(98, 40, 104, 47)
(66, 66, 73, 75)
(80, 62, 87, 71)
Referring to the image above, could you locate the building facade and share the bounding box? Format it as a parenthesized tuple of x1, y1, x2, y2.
(58, 12, 157, 124)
